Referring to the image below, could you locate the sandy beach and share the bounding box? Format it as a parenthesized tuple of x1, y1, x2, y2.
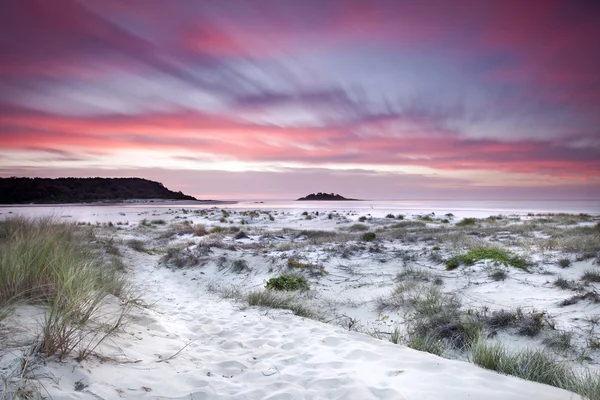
(1, 203, 599, 399)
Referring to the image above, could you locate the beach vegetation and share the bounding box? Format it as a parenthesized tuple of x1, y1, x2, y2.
(456, 218, 478, 227)
(582, 269, 600, 283)
(361, 232, 376, 242)
(127, 239, 147, 252)
(490, 269, 507, 281)
(265, 275, 309, 291)
(246, 290, 317, 319)
(558, 258, 571, 268)
(0, 216, 128, 360)
(231, 259, 249, 273)
(348, 223, 369, 232)
(471, 337, 600, 398)
(445, 247, 529, 272)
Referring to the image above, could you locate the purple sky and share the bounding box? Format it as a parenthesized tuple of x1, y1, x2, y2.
(1, 0, 599, 199)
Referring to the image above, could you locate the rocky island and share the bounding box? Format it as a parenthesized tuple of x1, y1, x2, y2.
(296, 192, 360, 201)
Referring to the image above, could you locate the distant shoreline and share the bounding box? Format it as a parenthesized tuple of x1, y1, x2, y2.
(0, 199, 237, 207)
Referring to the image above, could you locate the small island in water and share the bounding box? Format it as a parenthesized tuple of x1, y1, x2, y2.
(297, 192, 360, 201)
(0, 177, 199, 204)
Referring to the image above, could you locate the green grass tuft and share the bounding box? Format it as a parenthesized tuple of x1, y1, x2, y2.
(265, 275, 309, 291)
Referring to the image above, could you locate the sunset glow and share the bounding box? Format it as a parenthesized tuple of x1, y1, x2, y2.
(1, 0, 599, 199)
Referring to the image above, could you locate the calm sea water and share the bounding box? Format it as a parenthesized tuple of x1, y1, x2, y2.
(223, 199, 600, 215)
(1, 199, 598, 221)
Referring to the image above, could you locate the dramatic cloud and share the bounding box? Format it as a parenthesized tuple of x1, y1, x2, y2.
(1, 0, 599, 198)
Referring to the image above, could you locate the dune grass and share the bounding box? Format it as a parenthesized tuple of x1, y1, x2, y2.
(0, 216, 127, 360)
(471, 336, 600, 399)
(246, 290, 318, 319)
(446, 246, 529, 272)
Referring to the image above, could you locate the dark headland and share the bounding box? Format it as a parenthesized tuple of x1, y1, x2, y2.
(0, 177, 206, 204)
(296, 192, 361, 201)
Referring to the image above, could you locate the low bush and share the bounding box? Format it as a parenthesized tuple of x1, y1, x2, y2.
(127, 239, 147, 252)
(231, 259, 249, 273)
(361, 232, 377, 242)
(265, 275, 309, 291)
(490, 269, 507, 281)
(446, 247, 529, 272)
(445, 257, 460, 271)
(348, 223, 369, 232)
(456, 218, 478, 227)
(247, 290, 317, 319)
(558, 258, 571, 268)
(582, 269, 600, 283)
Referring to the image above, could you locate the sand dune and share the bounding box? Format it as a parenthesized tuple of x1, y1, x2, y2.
(1, 203, 597, 399)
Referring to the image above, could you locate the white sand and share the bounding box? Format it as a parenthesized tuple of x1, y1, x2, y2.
(2, 203, 596, 399)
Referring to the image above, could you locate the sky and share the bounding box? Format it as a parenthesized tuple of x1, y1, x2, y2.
(1, 0, 599, 200)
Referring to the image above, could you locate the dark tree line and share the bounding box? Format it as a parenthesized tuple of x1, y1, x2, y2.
(0, 177, 197, 204)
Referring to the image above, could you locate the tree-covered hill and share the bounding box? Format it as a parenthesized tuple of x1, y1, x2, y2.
(0, 177, 198, 204)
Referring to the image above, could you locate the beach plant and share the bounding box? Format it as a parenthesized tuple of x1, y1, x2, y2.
(582, 269, 600, 283)
(558, 258, 571, 268)
(0, 217, 127, 360)
(265, 275, 309, 291)
(470, 337, 600, 398)
(231, 259, 249, 273)
(361, 232, 376, 242)
(456, 218, 478, 227)
(127, 239, 146, 252)
(246, 290, 317, 319)
(471, 338, 575, 389)
(348, 223, 369, 232)
(489, 269, 507, 281)
(234, 230, 248, 239)
(445, 257, 460, 271)
(446, 247, 529, 272)
(554, 277, 576, 290)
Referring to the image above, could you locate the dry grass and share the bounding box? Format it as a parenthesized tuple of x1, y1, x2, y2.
(0, 216, 128, 360)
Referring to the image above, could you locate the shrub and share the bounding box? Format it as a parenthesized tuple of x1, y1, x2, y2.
(582, 269, 600, 283)
(490, 269, 507, 281)
(231, 259, 249, 273)
(265, 275, 309, 291)
(361, 232, 376, 242)
(453, 247, 529, 272)
(558, 258, 571, 268)
(246, 290, 316, 319)
(234, 230, 248, 239)
(445, 257, 460, 271)
(554, 277, 574, 290)
(358, 216, 368, 222)
(127, 239, 146, 252)
(456, 218, 478, 227)
(194, 225, 207, 236)
(348, 223, 369, 232)
(150, 219, 166, 225)
(385, 214, 395, 219)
